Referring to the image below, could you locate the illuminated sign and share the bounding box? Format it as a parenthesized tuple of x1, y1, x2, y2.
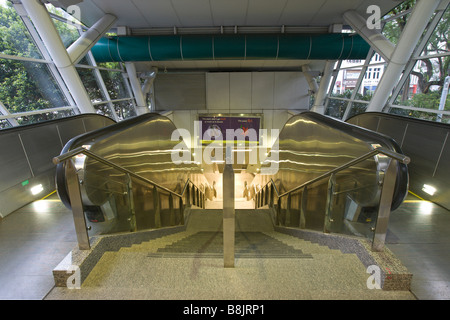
(198, 116, 260, 145)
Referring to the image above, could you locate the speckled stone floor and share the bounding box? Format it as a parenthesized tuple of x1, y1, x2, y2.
(44, 223, 416, 300)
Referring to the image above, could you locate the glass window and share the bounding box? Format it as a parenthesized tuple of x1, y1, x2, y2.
(0, 3, 42, 59)
(99, 69, 132, 100)
(113, 99, 137, 120)
(0, 59, 70, 114)
(76, 67, 106, 102)
(389, 5, 450, 122)
(46, 3, 82, 48)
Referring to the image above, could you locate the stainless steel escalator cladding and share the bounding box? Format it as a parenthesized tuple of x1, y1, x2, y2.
(55, 113, 209, 234)
(253, 111, 409, 234)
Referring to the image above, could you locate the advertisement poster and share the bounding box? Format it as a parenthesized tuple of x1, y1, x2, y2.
(199, 116, 260, 144)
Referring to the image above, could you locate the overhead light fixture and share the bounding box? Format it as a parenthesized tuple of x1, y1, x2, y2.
(30, 184, 44, 195)
(422, 184, 436, 196)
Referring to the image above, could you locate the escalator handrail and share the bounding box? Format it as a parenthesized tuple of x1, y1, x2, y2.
(257, 146, 410, 200)
(53, 146, 204, 200)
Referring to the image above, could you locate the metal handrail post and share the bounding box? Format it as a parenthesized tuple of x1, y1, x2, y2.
(372, 158, 399, 252)
(126, 173, 137, 232)
(65, 159, 91, 250)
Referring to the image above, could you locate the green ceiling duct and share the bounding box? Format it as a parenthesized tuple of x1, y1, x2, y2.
(91, 33, 370, 62)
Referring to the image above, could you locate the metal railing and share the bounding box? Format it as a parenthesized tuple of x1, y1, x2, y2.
(254, 147, 410, 251)
(53, 146, 206, 250)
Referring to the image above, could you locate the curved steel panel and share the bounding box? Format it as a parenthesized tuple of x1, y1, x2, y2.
(255, 111, 408, 211)
(56, 113, 207, 211)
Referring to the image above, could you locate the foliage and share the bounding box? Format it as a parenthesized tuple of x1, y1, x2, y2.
(0, 3, 135, 127)
(383, 0, 449, 95)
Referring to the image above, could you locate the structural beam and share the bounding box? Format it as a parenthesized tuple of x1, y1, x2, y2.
(125, 62, 149, 115)
(311, 60, 336, 114)
(366, 0, 442, 112)
(21, 0, 96, 114)
(68, 14, 117, 65)
(302, 65, 319, 94)
(343, 10, 394, 62)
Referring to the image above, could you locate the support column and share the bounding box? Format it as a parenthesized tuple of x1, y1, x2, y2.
(343, 10, 394, 62)
(310, 60, 336, 114)
(302, 65, 319, 94)
(68, 14, 116, 65)
(223, 147, 235, 268)
(21, 0, 116, 114)
(365, 0, 441, 113)
(125, 62, 149, 115)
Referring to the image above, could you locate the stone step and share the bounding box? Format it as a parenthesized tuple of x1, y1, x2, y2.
(263, 232, 344, 255)
(119, 231, 196, 253)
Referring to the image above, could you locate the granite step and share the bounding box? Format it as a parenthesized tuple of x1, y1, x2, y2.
(263, 231, 344, 255)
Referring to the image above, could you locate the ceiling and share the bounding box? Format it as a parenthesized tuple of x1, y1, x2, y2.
(57, 0, 404, 72)
(67, 0, 403, 30)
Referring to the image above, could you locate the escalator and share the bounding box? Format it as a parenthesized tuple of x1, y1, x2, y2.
(52, 110, 412, 294)
(55, 113, 210, 235)
(346, 112, 450, 210)
(55, 111, 409, 247)
(251, 111, 409, 239)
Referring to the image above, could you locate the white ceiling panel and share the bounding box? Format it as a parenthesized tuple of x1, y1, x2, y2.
(72, 0, 405, 29)
(279, 0, 328, 26)
(130, 0, 181, 27)
(209, 0, 250, 26)
(245, 0, 289, 26)
(170, 0, 214, 27)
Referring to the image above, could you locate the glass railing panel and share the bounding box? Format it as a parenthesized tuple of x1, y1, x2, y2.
(81, 167, 135, 236)
(286, 190, 301, 228)
(321, 158, 381, 240)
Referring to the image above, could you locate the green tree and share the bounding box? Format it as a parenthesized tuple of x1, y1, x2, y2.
(0, 3, 72, 125)
(383, 0, 450, 95)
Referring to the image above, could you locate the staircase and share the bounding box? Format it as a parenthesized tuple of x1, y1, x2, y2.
(46, 208, 415, 300)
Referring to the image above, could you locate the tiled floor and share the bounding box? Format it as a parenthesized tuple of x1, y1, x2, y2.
(0, 192, 77, 299)
(0, 192, 449, 299)
(385, 196, 450, 300)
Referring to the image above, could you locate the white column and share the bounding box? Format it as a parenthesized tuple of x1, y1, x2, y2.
(343, 10, 394, 62)
(366, 0, 442, 113)
(125, 62, 149, 115)
(68, 14, 117, 65)
(21, 0, 114, 114)
(301, 65, 319, 94)
(310, 60, 336, 114)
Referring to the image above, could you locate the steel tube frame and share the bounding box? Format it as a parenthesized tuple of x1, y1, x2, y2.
(21, 0, 96, 114)
(311, 60, 337, 114)
(365, 0, 442, 112)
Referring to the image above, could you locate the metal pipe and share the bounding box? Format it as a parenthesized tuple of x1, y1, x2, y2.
(91, 33, 370, 62)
